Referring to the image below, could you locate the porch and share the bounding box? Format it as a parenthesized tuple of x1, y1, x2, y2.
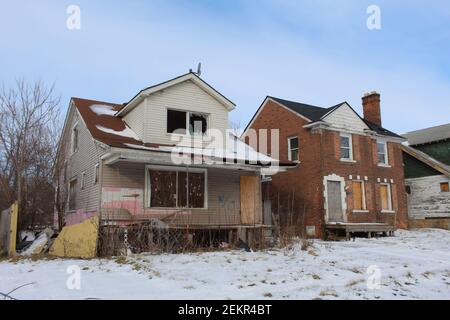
(325, 222, 395, 241)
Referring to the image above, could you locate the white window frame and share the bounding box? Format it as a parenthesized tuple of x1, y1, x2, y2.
(287, 136, 299, 162)
(340, 132, 354, 161)
(145, 165, 208, 210)
(352, 180, 367, 212)
(81, 171, 86, 190)
(377, 140, 389, 166)
(166, 108, 210, 137)
(380, 183, 394, 213)
(71, 122, 79, 154)
(94, 163, 99, 185)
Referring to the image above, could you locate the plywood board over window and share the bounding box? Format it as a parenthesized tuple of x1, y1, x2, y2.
(352, 181, 365, 211)
(380, 184, 392, 211)
(240, 176, 261, 225)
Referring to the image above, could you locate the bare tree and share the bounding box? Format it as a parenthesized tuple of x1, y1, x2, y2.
(0, 79, 61, 230)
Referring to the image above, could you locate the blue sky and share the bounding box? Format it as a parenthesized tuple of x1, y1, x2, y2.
(0, 0, 449, 133)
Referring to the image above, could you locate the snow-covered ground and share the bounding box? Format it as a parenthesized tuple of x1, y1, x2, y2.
(1, 229, 449, 300)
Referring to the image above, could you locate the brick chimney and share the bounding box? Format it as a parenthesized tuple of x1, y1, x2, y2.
(362, 91, 381, 126)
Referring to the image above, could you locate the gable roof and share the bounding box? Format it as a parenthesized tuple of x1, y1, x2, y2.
(261, 96, 403, 139)
(403, 123, 450, 146)
(116, 72, 236, 117)
(401, 145, 450, 178)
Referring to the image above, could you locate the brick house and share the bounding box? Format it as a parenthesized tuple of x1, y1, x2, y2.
(243, 92, 409, 239)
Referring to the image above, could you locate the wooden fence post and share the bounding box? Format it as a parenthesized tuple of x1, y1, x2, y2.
(8, 201, 18, 257)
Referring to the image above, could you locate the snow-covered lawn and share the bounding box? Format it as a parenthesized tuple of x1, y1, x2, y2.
(1, 229, 449, 300)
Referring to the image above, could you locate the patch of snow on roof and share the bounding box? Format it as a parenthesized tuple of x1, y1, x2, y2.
(90, 104, 117, 116)
(96, 125, 140, 140)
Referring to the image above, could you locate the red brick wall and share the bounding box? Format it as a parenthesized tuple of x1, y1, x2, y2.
(245, 99, 408, 238)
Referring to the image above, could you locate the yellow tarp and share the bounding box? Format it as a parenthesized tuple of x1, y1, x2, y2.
(49, 216, 98, 258)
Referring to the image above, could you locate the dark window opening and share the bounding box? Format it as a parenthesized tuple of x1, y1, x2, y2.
(148, 168, 206, 208)
(189, 113, 208, 135)
(68, 179, 77, 211)
(149, 170, 177, 207)
(167, 110, 187, 134)
(405, 185, 412, 195)
(440, 182, 449, 193)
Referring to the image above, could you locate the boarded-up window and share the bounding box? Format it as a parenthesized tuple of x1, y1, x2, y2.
(167, 110, 187, 134)
(352, 181, 365, 211)
(380, 184, 392, 211)
(440, 182, 450, 193)
(148, 168, 206, 209)
(68, 179, 77, 211)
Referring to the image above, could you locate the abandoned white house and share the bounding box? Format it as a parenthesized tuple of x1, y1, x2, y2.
(402, 123, 450, 229)
(54, 72, 294, 246)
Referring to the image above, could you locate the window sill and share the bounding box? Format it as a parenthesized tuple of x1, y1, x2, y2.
(146, 207, 208, 211)
(340, 158, 356, 163)
(352, 210, 369, 213)
(381, 210, 395, 214)
(377, 163, 391, 168)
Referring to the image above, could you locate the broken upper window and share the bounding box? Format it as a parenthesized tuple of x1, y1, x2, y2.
(167, 109, 208, 135)
(189, 113, 208, 135)
(68, 179, 77, 211)
(148, 167, 206, 209)
(440, 182, 450, 193)
(167, 110, 187, 134)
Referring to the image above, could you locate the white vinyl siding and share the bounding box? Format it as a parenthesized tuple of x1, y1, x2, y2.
(58, 107, 108, 214)
(124, 80, 229, 149)
(322, 103, 369, 133)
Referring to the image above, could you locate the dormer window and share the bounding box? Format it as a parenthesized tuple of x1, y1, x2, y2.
(167, 109, 208, 136)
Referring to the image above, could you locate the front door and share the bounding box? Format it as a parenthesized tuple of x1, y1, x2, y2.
(327, 181, 344, 222)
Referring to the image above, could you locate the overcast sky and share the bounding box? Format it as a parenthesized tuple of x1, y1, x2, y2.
(0, 0, 449, 134)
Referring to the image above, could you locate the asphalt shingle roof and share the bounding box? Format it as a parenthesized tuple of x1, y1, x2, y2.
(269, 96, 403, 139)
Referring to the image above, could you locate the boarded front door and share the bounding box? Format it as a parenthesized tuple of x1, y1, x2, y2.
(327, 181, 344, 222)
(240, 176, 262, 225)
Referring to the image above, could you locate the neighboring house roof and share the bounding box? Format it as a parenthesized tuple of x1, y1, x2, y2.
(71, 97, 294, 167)
(246, 96, 403, 139)
(403, 123, 450, 146)
(269, 97, 338, 122)
(401, 144, 450, 178)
